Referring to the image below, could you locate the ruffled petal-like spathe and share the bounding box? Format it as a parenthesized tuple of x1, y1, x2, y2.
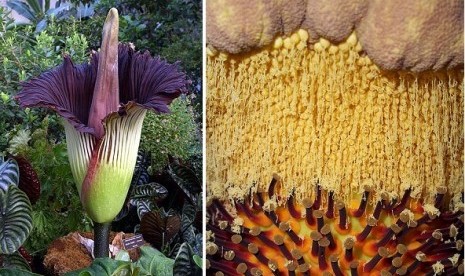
(17, 44, 187, 137)
(17, 57, 96, 134)
(117, 45, 188, 113)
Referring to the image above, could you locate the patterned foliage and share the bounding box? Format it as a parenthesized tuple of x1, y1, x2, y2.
(0, 186, 33, 254)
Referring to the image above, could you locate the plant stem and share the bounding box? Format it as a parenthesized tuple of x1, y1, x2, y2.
(93, 221, 111, 258)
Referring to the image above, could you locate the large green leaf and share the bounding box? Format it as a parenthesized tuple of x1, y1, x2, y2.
(64, 258, 131, 276)
(69, 247, 175, 276)
(1, 251, 31, 271)
(0, 268, 41, 276)
(0, 186, 32, 254)
(5, 0, 36, 21)
(0, 158, 19, 191)
(114, 250, 130, 262)
(25, 0, 42, 15)
(135, 246, 174, 276)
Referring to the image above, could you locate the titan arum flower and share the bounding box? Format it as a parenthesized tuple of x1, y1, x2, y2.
(16, 9, 187, 257)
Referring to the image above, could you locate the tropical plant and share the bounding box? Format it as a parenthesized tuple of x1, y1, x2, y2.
(111, 152, 202, 275)
(6, 0, 52, 24)
(152, 158, 203, 275)
(66, 242, 202, 275)
(1, 0, 201, 272)
(173, 242, 202, 275)
(0, 7, 89, 152)
(0, 157, 34, 272)
(6, 0, 94, 32)
(16, 8, 188, 258)
(92, 0, 202, 98)
(0, 6, 93, 262)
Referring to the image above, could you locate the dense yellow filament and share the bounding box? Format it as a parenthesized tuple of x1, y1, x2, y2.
(207, 30, 464, 207)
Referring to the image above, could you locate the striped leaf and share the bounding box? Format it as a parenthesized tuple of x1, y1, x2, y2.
(0, 159, 19, 192)
(1, 251, 31, 271)
(168, 163, 200, 204)
(181, 203, 196, 232)
(0, 186, 33, 254)
(168, 243, 180, 259)
(136, 198, 154, 220)
(133, 183, 168, 201)
(131, 151, 151, 187)
(192, 234, 202, 256)
(173, 243, 200, 276)
(181, 226, 195, 245)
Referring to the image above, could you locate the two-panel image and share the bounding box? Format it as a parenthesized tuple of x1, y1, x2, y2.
(0, 1, 462, 275)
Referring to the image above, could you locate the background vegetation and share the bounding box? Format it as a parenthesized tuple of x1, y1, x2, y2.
(0, 0, 201, 273)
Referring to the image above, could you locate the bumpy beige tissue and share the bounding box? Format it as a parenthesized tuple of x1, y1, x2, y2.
(207, 0, 463, 71)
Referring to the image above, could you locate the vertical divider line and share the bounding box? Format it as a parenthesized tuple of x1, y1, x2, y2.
(202, 1, 207, 275)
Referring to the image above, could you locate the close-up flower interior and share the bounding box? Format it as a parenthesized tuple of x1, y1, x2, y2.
(206, 1, 463, 275)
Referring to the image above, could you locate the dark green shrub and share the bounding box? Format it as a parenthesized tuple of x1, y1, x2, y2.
(94, 0, 201, 75)
(0, 7, 89, 150)
(140, 97, 200, 172)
